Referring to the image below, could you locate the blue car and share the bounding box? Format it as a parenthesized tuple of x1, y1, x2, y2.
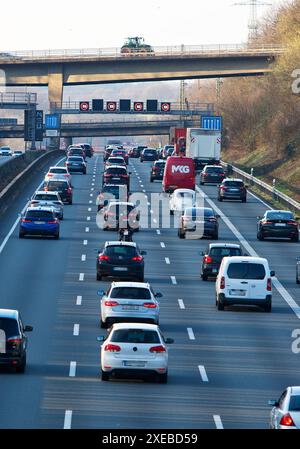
(19, 206, 60, 239)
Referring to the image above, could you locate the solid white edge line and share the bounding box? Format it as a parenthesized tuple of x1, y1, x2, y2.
(69, 361, 76, 377)
(198, 365, 209, 382)
(63, 410, 72, 429)
(187, 327, 195, 340)
(196, 186, 300, 320)
(178, 299, 185, 309)
(73, 324, 80, 336)
(213, 415, 224, 429)
(76, 296, 82, 305)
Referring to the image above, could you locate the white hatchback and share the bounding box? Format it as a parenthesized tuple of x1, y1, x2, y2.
(98, 323, 174, 382)
(44, 166, 71, 183)
(169, 188, 196, 215)
(99, 282, 162, 328)
(215, 256, 275, 312)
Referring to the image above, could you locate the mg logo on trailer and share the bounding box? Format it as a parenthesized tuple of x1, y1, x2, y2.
(172, 165, 190, 174)
(201, 116, 222, 130)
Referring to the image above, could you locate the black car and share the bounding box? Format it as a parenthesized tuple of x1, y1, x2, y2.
(65, 156, 86, 174)
(218, 178, 247, 202)
(102, 166, 130, 188)
(200, 165, 226, 185)
(96, 184, 129, 211)
(96, 241, 146, 281)
(102, 202, 140, 231)
(257, 210, 299, 242)
(66, 147, 86, 161)
(77, 143, 94, 158)
(201, 243, 243, 280)
(140, 148, 158, 162)
(178, 207, 219, 239)
(0, 309, 33, 373)
(162, 145, 174, 159)
(150, 160, 166, 182)
(44, 179, 73, 204)
(129, 146, 146, 158)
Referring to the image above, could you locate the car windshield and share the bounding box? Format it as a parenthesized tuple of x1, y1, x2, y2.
(224, 181, 243, 187)
(265, 211, 294, 220)
(289, 395, 300, 411)
(210, 247, 242, 257)
(0, 318, 19, 338)
(46, 181, 68, 190)
(25, 210, 54, 220)
(105, 246, 137, 257)
(205, 167, 224, 173)
(35, 194, 58, 201)
(227, 263, 266, 280)
(50, 168, 67, 173)
(110, 287, 151, 299)
(110, 329, 160, 344)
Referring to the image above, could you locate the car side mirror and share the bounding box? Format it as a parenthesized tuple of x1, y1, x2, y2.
(165, 338, 174, 344)
(268, 400, 279, 407)
(96, 336, 105, 343)
(216, 214, 220, 218)
(155, 292, 163, 298)
(270, 270, 275, 277)
(97, 290, 105, 296)
(141, 250, 147, 255)
(24, 325, 33, 332)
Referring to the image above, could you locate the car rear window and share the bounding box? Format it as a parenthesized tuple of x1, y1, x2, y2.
(106, 167, 127, 174)
(144, 149, 156, 154)
(185, 208, 214, 218)
(205, 167, 224, 173)
(154, 162, 165, 168)
(110, 287, 151, 300)
(68, 157, 83, 162)
(110, 329, 160, 344)
(108, 205, 135, 214)
(176, 192, 194, 198)
(224, 181, 244, 187)
(266, 211, 294, 221)
(25, 210, 54, 219)
(227, 262, 266, 280)
(210, 247, 242, 257)
(105, 246, 137, 257)
(35, 194, 58, 201)
(50, 168, 67, 173)
(0, 318, 19, 338)
(289, 395, 300, 411)
(46, 181, 68, 190)
(108, 158, 124, 163)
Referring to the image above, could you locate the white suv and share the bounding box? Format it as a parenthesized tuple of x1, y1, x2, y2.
(215, 256, 275, 312)
(99, 282, 162, 328)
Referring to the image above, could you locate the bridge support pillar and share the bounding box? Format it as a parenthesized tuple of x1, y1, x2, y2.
(47, 65, 63, 150)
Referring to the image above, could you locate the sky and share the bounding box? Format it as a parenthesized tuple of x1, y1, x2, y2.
(1, 0, 285, 51)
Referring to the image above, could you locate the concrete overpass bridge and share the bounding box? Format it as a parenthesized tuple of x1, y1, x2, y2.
(0, 118, 199, 139)
(0, 43, 283, 109)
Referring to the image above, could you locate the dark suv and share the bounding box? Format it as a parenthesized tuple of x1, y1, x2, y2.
(44, 179, 73, 204)
(96, 184, 129, 211)
(201, 243, 243, 280)
(140, 148, 157, 162)
(200, 165, 226, 185)
(102, 166, 130, 188)
(77, 143, 94, 158)
(96, 242, 146, 281)
(0, 309, 33, 373)
(66, 147, 86, 161)
(150, 160, 166, 182)
(218, 178, 247, 202)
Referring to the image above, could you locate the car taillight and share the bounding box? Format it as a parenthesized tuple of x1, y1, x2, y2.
(7, 337, 21, 343)
(149, 345, 166, 353)
(104, 300, 119, 307)
(120, 174, 128, 178)
(267, 278, 272, 291)
(143, 302, 157, 308)
(219, 173, 225, 176)
(21, 219, 32, 223)
(280, 413, 295, 427)
(203, 173, 209, 176)
(67, 188, 72, 193)
(264, 221, 273, 224)
(44, 187, 48, 191)
(48, 219, 58, 224)
(208, 217, 217, 222)
(30, 201, 38, 204)
(104, 344, 121, 352)
(99, 254, 109, 261)
(287, 221, 298, 226)
(220, 186, 226, 190)
(47, 173, 53, 177)
(132, 256, 143, 262)
(220, 276, 225, 289)
(204, 255, 213, 264)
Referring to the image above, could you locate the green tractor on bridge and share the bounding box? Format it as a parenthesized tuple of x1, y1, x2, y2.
(121, 37, 154, 54)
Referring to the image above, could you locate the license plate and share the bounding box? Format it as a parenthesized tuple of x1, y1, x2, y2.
(229, 289, 246, 296)
(112, 177, 120, 180)
(275, 223, 286, 227)
(122, 305, 139, 310)
(34, 221, 45, 224)
(229, 189, 239, 192)
(113, 267, 128, 271)
(212, 269, 218, 273)
(123, 361, 146, 367)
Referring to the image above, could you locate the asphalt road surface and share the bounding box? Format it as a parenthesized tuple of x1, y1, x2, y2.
(0, 154, 299, 429)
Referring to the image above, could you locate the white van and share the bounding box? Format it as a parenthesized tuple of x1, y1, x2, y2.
(215, 256, 275, 312)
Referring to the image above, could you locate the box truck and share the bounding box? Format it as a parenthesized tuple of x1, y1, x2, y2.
(186, 128, 221, 171)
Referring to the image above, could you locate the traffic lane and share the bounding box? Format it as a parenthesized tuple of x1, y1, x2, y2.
(134, 159, 300, 428)
(0, 156, 12, 166)
(199, 184, 300, 306)
(39, 157, 218, 429)
(0, 158, 95, 428)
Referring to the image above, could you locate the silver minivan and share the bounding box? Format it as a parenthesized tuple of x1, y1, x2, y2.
(215, 256, 275, 312)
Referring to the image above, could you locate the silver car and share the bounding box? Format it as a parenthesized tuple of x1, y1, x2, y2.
(99, 282, 162, 328)
(269, 386, 300, 429)
(30, 191, 64, 220)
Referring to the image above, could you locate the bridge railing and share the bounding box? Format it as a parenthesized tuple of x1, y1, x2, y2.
(0, 43, 284, 61)
(0, 92, 37, 105)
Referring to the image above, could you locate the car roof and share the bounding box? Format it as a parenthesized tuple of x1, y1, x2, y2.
(266, 209, 291, 213)
(110, 281, 150, 289)
(222, 256, 268, 264)
(48, 166, 67, 170)
(110, 322, 159, 331)
(102, 184, 127, 188)
(174, 188, 195, 193)
(104, 241, 137, 248)
(289, 386, 300, 395)
(209, 243, 241, 249)
(26, 206, 54, 212)
(0, 309, 19, 319)
(35, 190, 59, 196)
(155, 159, 165, 163)
(204, 165, 223, 169)
(108, 201, 134, 206)
(222, 178, 243, 182)
(106, 165, 127, 169)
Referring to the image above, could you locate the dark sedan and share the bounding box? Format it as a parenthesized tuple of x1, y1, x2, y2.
(178, 207, 219, 239)
(65, 156, 86, 174)
(150, 160, 166, 182)
(257, 210, 299, 242)
(102, 166, 130, 188)
(218, 178, 247, 202)
(200, 165, 226, 185)
(140, 148, 158, 162)
(201, 243, 243, 280)
(96, 241, 146, 281)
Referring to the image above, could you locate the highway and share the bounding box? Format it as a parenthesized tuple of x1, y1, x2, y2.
(0, 156, 12, 167)
(0, 154, 299, 429)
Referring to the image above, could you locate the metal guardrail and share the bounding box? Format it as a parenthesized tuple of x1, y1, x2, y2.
(0, 43, 284, 61)
(221, 161, 300, 215)
(0, 92, 37, 104)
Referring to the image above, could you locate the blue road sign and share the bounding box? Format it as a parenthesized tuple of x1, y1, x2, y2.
(45, 114, 60, 129)
(201, 115, 222, 130)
